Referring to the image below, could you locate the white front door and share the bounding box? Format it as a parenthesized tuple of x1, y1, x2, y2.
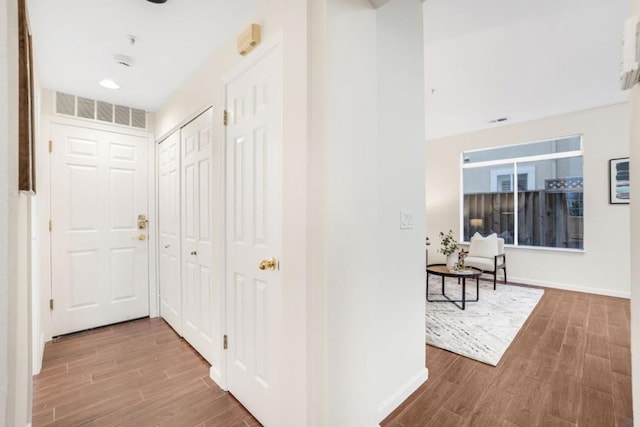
(158, 130, 182, 334)
(181, 108, 216, 364)
(50, 122, 150, 336)
(226, 43, 283, 426)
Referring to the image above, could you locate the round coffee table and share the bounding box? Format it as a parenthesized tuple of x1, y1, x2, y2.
(426, 264, 482, 310)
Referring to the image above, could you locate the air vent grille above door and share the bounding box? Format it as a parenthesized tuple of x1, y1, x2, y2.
(97, 101, 114, 122)
(56, 92, 75, 116)
(131, 108, 146, 129)
(76, 97, 96, 119)
(114, 105, 131, 126)
(54, 91, 148, 130)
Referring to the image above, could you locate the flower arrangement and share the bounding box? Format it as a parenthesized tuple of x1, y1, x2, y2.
(438, 230, 459, 256)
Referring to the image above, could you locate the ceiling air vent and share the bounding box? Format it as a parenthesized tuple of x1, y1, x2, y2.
(114, 105, 131, 126)
(131, 108, 146, 129)
(56, 92, 75, 116)
(77, 97, 96, 119)
(96, 101, 114, 122)
(54, 92, 147, 130)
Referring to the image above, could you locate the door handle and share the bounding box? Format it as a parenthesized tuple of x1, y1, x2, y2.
(164, 244, 170, 248)
(258, 258, 277, 271)
(132, 234, 146, 241)
(190, 251, 197, 256)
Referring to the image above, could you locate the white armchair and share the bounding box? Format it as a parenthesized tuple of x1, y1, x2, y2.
(464, 232, 507, 289)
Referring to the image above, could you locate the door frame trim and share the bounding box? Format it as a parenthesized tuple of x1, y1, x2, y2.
(39, 115, 156, 344)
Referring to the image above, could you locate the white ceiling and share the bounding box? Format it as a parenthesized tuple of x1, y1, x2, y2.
(27, 0, 630, 131)
(27, 0, 261, 112)
(424, 0, 630, 140)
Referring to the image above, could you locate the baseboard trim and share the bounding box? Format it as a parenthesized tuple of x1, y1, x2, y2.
(377, 367, 428, 424)
(509, 276, 630, 299)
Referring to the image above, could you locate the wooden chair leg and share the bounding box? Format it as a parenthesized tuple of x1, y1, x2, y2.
(503, 267, 508, 284)
(493, 272, 497, 290)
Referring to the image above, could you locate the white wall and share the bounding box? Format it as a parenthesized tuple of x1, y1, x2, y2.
(427, 104, 630, 297)
(323, 0, 427, 425)
(324, 1, 379, 424)
(629, 0, 640, 420)
(1, 0, 33, 424)
(375, 0, 427, 421)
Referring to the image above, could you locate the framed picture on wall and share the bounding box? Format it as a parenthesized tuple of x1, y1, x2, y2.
(18, 0, 36, 193)
(609, 157, 629, 204)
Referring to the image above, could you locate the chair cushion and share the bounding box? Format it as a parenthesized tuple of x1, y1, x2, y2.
(468, 232, 499, 258)
(465, 256, 496, 272)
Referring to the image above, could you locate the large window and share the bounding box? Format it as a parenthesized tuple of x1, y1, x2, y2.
(462, 136, 583, 250)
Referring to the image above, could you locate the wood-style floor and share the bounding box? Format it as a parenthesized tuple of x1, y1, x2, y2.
(382, 286, 633, 427)
(32, 318, 260, 426)
(33, 286, 633, 427)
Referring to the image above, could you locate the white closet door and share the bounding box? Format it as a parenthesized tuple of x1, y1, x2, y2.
(181, 108, 215, 364)
(50, 122, 150, 336)
(158, 130, 182, 334)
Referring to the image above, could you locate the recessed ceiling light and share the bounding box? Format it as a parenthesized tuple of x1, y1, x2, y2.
(146, 0, 167, 3)
(99, 79, 120, 90)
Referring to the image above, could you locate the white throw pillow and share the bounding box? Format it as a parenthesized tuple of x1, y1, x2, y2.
(468, 233, 499, 258)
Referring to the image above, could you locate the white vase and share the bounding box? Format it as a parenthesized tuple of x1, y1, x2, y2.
(446, 252, 459, 271)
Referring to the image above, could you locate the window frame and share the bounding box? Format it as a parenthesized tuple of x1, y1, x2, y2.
(459, 134, 584, 251)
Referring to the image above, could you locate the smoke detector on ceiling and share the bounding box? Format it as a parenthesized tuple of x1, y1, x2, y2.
(114, 54, 134, 68)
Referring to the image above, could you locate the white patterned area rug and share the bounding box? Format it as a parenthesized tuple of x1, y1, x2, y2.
(425, 276, 544, 366)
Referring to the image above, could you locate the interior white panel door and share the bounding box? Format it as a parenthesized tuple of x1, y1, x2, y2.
(181, 108, 216, 364)
(50, 122, 149, 336)
(226, 43, 283, 427)
(158, 130, 182, 334)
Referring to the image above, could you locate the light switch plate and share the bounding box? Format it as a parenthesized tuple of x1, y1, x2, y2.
(400, 210, 414, 229)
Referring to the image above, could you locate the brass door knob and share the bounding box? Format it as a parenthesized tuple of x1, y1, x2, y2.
(258, 258, 277, 271)
(132, 234, 146, 241)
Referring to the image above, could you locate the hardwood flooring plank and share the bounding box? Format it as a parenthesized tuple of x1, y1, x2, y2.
(462, 386, 513, 427)
(583, 354, 613, 394)
(503, 377, 551, 427)
(586, 332, 610, 359)
(616, 415, 634, 427)
(608, 325, 630, 349)
(444, 369, 495, 418)
(609, 344, 632, 376)
(555, 344, 584, 378)
(393, 378, 459, 426)
(424, 407, 464, 427)
(580, 387, 615, 427)
(567, 302, 589, 328)
(612, 373, 633, 420)
(541, 413, 577, 427)
(525, 352, 557, 384)
(548, 372, 581, 423)
(439, 356, 479, 386)
(493, 356, 530, 393)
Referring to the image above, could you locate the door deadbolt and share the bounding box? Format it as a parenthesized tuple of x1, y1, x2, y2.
(138, 214, 148, 230)
(258, 258, 277, 271)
